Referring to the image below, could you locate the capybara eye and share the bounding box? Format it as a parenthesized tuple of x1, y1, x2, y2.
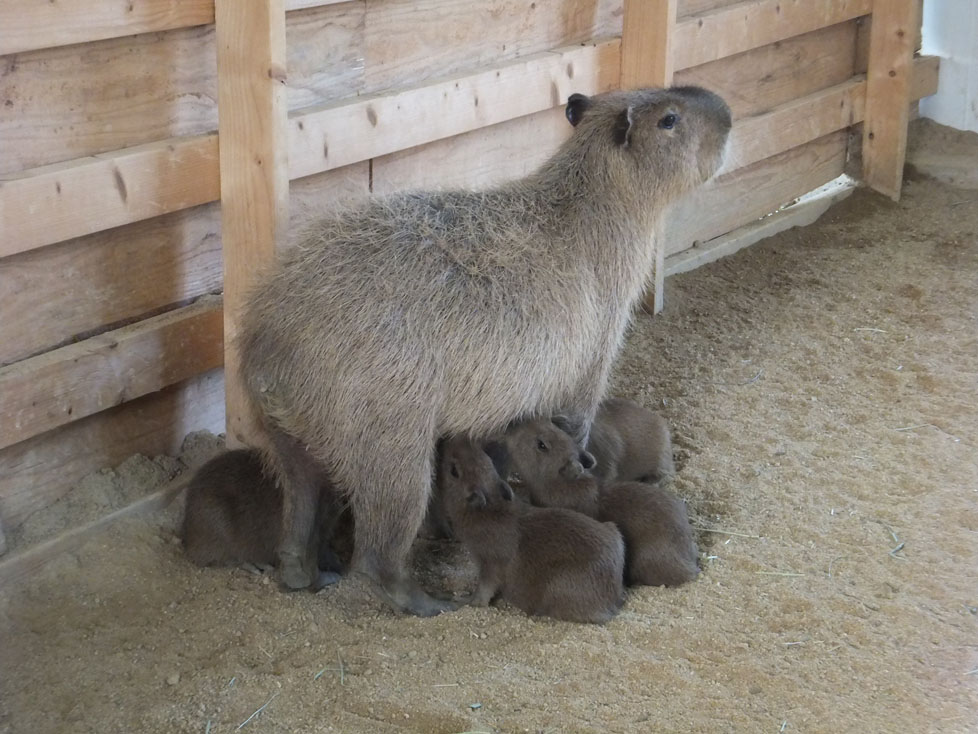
(450, 463, 460, 478)
(537, 439, 549, 452)
(658, 113, 679, 130)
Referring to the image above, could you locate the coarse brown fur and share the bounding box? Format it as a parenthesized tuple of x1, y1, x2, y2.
(587, 398, 675, 484)
(598, 482, 699, 587)
(181, 449, 343, 586)
(438, 437, 625, 624)
(237, 86, 731, 615)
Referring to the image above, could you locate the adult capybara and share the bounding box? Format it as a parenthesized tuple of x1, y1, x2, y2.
(498, 417, 600, 516)
(438, 436, 625, 624)
(597, 482, 699, 587)
(238, 86, 731, 615)
(587, 398, 675, 484)
(182, 449, 343, 587)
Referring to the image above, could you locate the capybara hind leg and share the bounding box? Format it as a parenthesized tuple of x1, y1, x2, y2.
(348, 438, 454, 617)
(268, 429, 331, 590)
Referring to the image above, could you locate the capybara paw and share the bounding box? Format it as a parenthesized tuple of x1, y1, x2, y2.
(311, 570, 342, 592)
(278, 554, 313, 590)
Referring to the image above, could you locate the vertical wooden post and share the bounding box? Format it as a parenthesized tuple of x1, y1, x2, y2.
(215, 0, 289, 447)
(620, 0, 677, 315)
(862, 0, 918, 201)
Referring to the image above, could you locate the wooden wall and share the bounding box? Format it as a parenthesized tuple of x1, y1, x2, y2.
(0, 0, 934, 547)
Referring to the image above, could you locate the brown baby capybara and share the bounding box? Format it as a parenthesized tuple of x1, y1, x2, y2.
(597, 482, 699, 587)
(438, 436, 625, 624)
(497, 417, 601, 516)
(502, 419, 698, 587)
(182, 449, 343, 587)
(238, 86, 731, 614)
(587, 398, 675, 484)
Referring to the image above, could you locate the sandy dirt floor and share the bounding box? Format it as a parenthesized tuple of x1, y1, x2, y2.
(2, 139, 977, 733)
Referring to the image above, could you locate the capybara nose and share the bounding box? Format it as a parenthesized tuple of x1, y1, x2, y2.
(579, 451, 596, 471)
(560, 460, 585, 479)
(672, 85, 732, 130)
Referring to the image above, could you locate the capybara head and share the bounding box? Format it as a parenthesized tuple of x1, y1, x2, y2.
(565, 86, 731, 198)
(438, 436, 515, 521)
(504, 418, 596, 484)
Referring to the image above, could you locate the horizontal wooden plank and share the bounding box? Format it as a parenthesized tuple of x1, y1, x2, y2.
(722, 54, 939, 174)
(673, 0, 873, 72)
(0, 0, 346, 56)
(0, 135, 219, 258)
(0, 203, 223, 368)
(0, 0, 215, 56)
(289, 39, 622, 179)
(0, 368, 225, 532)
(0, 298, 223, 451)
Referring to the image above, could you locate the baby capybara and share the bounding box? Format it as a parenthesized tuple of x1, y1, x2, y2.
(439, 436, 625, 624)
(503, 417, 698, 586)
(587, 398, 675, 484)
(182, 449, 343, 586)
(597, 482, 699, 587)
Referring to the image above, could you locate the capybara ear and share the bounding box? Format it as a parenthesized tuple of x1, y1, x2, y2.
(612, 105, 635, 147)
(467, 490, 487, 509)
(551, 415, 574, 435)
(565, 93, 591, 127)
(498, 481, 515, 502)
(580, 450, 596, 470)
(483, 441, 511, 477)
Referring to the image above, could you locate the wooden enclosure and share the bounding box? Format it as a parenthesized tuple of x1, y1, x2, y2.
(0, 0, 936, 556)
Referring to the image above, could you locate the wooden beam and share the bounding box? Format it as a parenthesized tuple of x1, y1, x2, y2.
(216, 0, 289, 447)
(620, 0, 677, 314)
(0, 0, 348, 55)
(674, 0, 873, 71)
(0, 135, 219, 259)
(861, 0, 919, 201)
(288, 40, 621, 180)
(0, 299, 223, 451)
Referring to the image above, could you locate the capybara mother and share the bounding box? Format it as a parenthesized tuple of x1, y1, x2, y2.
(239, 86, 731, 615)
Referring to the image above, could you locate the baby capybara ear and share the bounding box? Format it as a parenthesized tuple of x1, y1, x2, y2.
(483, 441, 511, 478)
(565, 93, 591, 127)
(551, 415, 574, 435)
(580, 450, 596, 470)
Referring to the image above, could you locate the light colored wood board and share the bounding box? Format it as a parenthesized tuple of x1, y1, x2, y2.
(620, 0, 677, 315)
(371, 108, 572, 195)
(286, 0, 358, 10)
(0, 0, 215, 56)
(675, 20, 859, 119)
(0, 4, 364, 176)
(621, 0, 677, 88)
(0, 25, 218, 176)
(216, 0, 289, 448)
(0, 298, 223, 451)
(362, 0, 623, 92)
(0, 368, 225, 531)
(861, 0, 918, 201)
(0, 203, 222, 368)
(677, 0, 742, 19)
(0, 473, 192, 589)
(289, 39, 621, 180)
(663, 130, 848, 257)
(284, 1, 366, 110)
(289, 162, 371, 236)
(673, 0, 872, 72)
(0, 134, 219, 258)
(665, 175, 856, 276)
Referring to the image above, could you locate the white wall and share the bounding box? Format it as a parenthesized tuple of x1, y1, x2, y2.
(920, 0, 978, 132)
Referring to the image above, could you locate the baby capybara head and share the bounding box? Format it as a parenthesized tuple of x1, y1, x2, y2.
(504, 417, 596, 485)
(438, 436, 516, 521)
(565, 85, 731, 199)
